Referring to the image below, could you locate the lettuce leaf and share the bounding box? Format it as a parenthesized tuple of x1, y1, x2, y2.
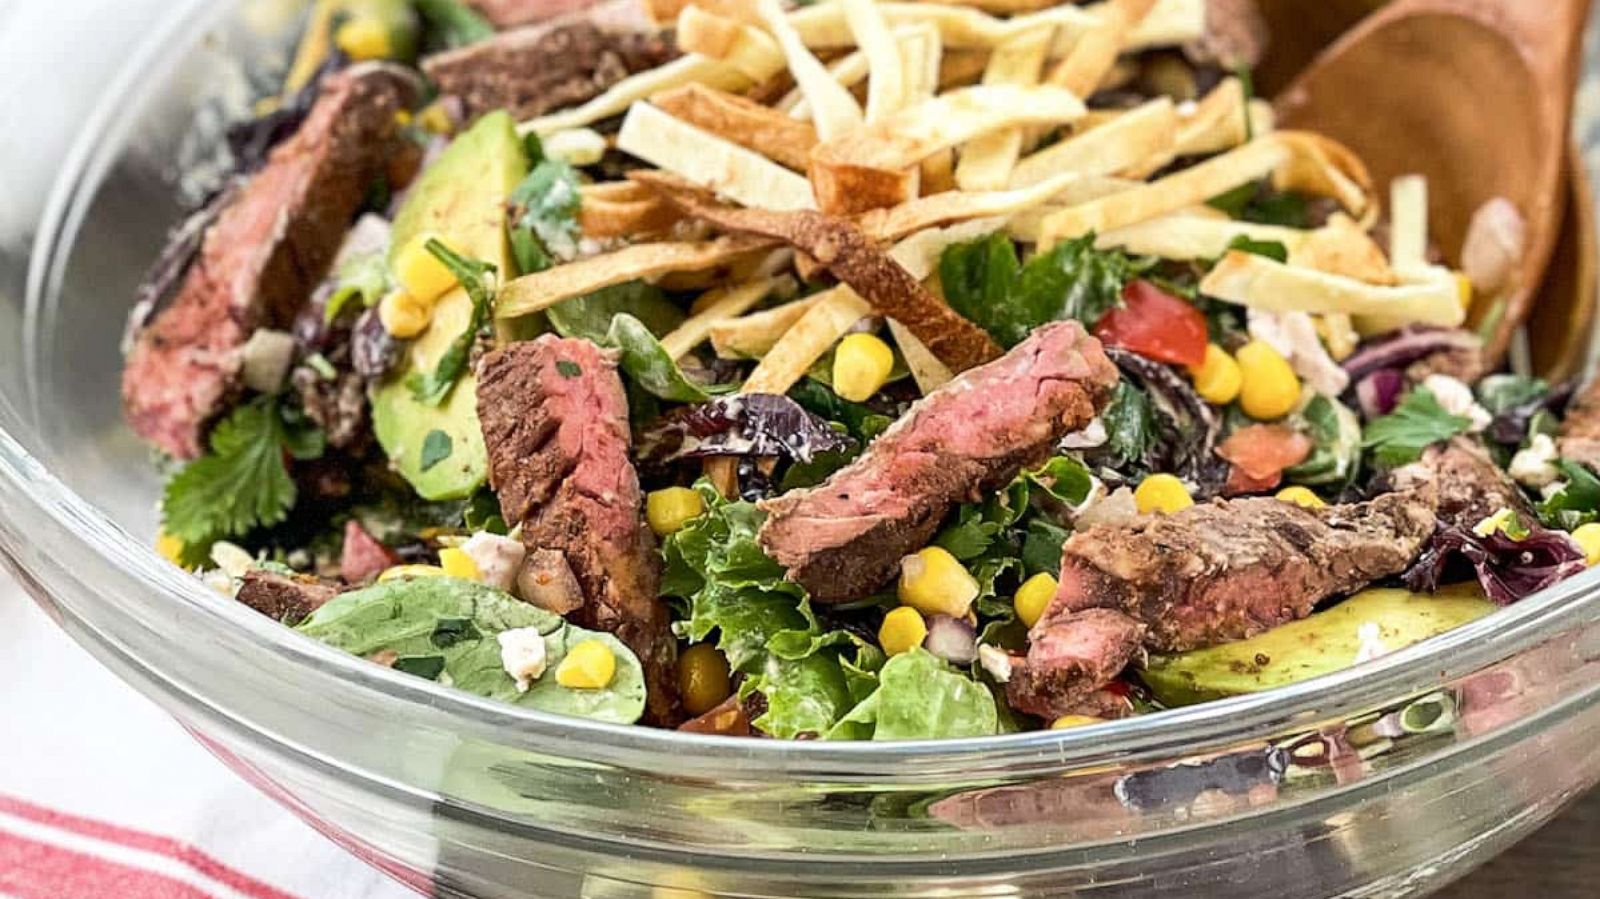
(825, 649, 998, 741)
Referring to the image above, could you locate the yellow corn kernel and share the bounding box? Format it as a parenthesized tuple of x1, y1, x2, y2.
(879, 606, 929, 656)
(393, 233, 460, 305)
(379, 291, 432, 339)
(1275, 486, 1325, 509)
(678, 643, 732, 715)
(1235, 340, 1302, 420)
(1455, 272, 1474, 312)
(556, 639, 617, 689)
(394, 109, 413, 127)
(416, 101, 456, 135)
(898, 547, 980, 618)
(646, 487, 706, 536)
(1051, 715, 1103, 730)
(155, 532, 186, 566)
(334, 18, 393, 61)
(1571, 524, 1600, 566)
(832, 333, 896, 403)
(1135, 474, 1193, 515)
(438, 547, 481, 581)
(1013, 572, 1058, 629)
(378, 564, 447, 582)
(1188, 343, 1243, 406)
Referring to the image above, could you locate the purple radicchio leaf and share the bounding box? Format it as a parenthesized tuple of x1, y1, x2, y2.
(1402, 522, 1588, 605)
(1486, 381, 1574, 446)
(1341, 326, 1483, 384)
(1353, 368, 1407, 419)
(637, 394, 853, 466)
(1106, 348, 1228, 496)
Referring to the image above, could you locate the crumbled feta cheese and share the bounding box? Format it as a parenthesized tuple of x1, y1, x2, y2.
(209, 541, 255, 579)
(1353, 622, 1388, 664)
(462, 532, 527, 592)
(1061, 417, 1108, 450)
(497, 627, 549, 693)
(1509, 433, 1560, 488)
(543, 128, 608, 167)
(977, 644, 1013, 683)
(1421, 374, 1492, 432)
(240, 329, 297, 393)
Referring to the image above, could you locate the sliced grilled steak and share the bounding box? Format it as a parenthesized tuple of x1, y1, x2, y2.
(1560, 378, 1600, 467)
(1386, 438, 1530, 530)
(758, 321, 1119, 603)
(1007, 492, 1436, 718)
(423, 9, 675, 121)
(467, 0, 594, 28)
(236, 570, 339, 624)
(477, 336, 678, 721)
(122, 64, 418, 459)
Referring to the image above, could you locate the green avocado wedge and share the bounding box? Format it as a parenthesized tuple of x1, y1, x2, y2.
(371, 111, 528, 500)
(1140, 584, 1497, 707)
(296, 576, 647, 724)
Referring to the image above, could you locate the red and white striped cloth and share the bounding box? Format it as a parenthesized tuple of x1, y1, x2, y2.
(0, 572, 421, 899)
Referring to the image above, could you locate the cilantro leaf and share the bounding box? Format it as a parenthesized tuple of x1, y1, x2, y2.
(508, 159, 582, 274)
(161, 398, 305, 548)
(939, 231, 1149, 347)
(1362, 388, 1472, 467)
(419, 429, 454, 472)
(406, 240, 496, 406)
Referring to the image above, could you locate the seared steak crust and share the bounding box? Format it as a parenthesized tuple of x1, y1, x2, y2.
(758, 321, 1119, 603)
(122, 64, 417, 459)
(1007, 492, 1436, 717)
(424, 17, 675, 121)
(1560, 378, 1600, 467)
(1387, 438, 1530, 530)
(477, 337, 678, 721)
(237, 570, 339, 624)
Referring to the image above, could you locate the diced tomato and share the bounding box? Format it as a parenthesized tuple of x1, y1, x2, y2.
(1092, 280, 1208, 368)
(1217, 424, 1314, 495)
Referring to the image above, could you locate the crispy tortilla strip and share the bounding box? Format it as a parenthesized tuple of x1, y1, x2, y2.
(522, 55, 749, 136)
(1007, 175, 1140, 241)
(786, 0, 1197, 54)
(1272, 131, 1376, 221)
(660, 278, 780, 359)
(891, 216, 1011, 280)
(617, 102, 817, 211)
(811, 84, 1087, 213)
(677, 6, 787, 82)
(759, 0, 864, 140)
(1387, 173, 1430, 275)
(844, 0, 907, 122)
(652, 84, 819, 171)
(1010, 97, 1177, 188)
(1122, 77, 1257, 178)
(1200, 251, 1465, 327)
(954, 27, 1053, 191)
(860, 171, 1090, 244)
(710, 296, 821, 358)
(921, 0, 1058, 12)
(1038, 136, 1289, 246)
(496, 238, 773, 320)
(635, 172, 1003, 371)
(645, 0, 762, 26)
(1045, 0, 1157, 96)
(579, 182, 682, 239)
(743, 287, 876, 394)
(887, 318, 955, 392)
(1097, 211, 1394, 283)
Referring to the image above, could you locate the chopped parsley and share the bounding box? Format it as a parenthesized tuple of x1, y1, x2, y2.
(406, 240, 496, 406)
(419, 429, 454, 471)
(1362, 388, 1472, 467)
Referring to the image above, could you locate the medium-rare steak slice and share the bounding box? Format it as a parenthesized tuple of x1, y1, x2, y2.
(236, 570, 339, 624)
(477, 336, 678, 721)
(1007, 492, 1436, 718)
(423, 5, 676, 121)
(758, 321, 1119, 603)
(122, 64, 418, 459)
(1386, 438, 1531, 530)
(1560, 378, 1600, 467)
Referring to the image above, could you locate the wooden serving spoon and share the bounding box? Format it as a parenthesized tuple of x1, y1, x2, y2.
(1271, 0, 1592, 370)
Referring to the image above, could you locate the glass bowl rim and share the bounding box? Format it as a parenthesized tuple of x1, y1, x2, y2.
(9, 0, 1600, 782)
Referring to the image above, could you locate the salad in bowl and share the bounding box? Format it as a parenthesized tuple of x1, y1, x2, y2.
(120, 0, 1600, 742)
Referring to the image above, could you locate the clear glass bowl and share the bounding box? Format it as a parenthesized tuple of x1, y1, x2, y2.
(4, 2, 1600, 896)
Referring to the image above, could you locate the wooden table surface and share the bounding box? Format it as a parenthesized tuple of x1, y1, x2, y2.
(1451, 788, 1600, 896)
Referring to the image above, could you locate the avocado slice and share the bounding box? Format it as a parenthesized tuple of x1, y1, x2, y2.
(1140, 585, 1496, 707)
(372, 111, 528, 500)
